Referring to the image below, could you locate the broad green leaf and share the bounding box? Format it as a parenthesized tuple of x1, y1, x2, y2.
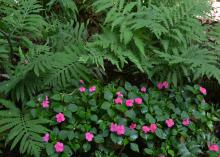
(130, 143, 139, 152)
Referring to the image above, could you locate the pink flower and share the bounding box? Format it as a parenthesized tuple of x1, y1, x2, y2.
(116, 125, 125, 135)
(134, 97, 142, 105)
(165, 119, 174, 128)
(41, 96, 49, 108)
(142, 126, 151, 133)
(114, 97, 123, 104)
(42, 133, 49, 142)
(110, 123, 118, 132)
(199, 86, 207, 95)
(129, 123, 137, 130)
(89, 86, 96, 93)
(150, 123, 157, 133)
(79, 79, 84, 84)
(182, 119, 190, 126)
(157, 82, 164, 89)
(85, 132, 94, 142)
(116, 91, 123, 97)
(140, 87, 147, 93)
(125, 99, 134, 107)
(56, 113, 65, 123)
(54, 142, 64, 153)
(218, 155, 220, 157)
(163, 81, 169, 89)
(79, 87, 86, 92)
(209, 144, 219, 152)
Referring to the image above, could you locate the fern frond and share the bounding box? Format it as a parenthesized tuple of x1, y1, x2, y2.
(0, 100, 49, 157)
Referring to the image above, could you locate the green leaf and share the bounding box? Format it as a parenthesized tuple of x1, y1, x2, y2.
(94, 135, 104, 143)
(26, 100, 36, 108)
(130, 143, 139, 152)
(46, 143, 54, 155)
(83, 143, 91, 152)
(134, 36, 145, 55)
(51, 94, 61, 101)
(90, 115, 98, 122)
(155, 128, 167, 139)
(101, 102, 111, 110)
(145, 114, 156, 123)
(125, 82, 132, 91)
(144, 148, 154, 155)
(125, 110, 136, 119)
(168, 150, 174, 157)
(104, 90, 113, 101)
(68, 104, 78, 112)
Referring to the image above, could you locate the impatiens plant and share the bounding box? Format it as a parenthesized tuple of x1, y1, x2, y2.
(20, 81, 220, 157)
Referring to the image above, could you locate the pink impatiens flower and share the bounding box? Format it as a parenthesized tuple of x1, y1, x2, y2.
(182, 119, 190, 126)
(142, 126, 151, 133)
(114, 97, 123, 104)
(116, 91, 123, 97)
(199, 86, 207, 95)
(163, 81, 169, 89)
(150, 123, 157, 133)
(85, 132, 94, 142)
(89, 86, 96, 93)
(54, 142, 64, 153)
(125, 99, 134, 107)
(79, 87, 86, 92)
(41, 96, 49, 108)
(42, 133, 49, 142)
(56, 113, 65, 123)
(116, 125, 125, 135)
(157, 81, 169, 89)
(129, 123, 137, 130)
(209, 144, 219, 152)
(157, 82, 163, 89)
(165, 119, 174, 128)
(134, 97, 142, 105)
(140, 86, 147, 93)
(110, 123, 118, 132)
(79, 79, 84, 84)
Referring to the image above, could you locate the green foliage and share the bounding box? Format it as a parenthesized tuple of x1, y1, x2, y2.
(27, 82, 219, 156)
(0, 99, 50, 157)
(87, 0, 220, 85)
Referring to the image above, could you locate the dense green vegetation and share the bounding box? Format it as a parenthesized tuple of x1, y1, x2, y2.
(0, 0, 219, 156)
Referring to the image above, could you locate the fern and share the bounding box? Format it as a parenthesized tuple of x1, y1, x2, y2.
(88, 0, 220, 85)
(0, 99, 50, 157)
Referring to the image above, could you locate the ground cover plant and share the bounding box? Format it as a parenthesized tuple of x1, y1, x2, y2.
(0, 81, 219, 156)
(0, 0, 220, 156)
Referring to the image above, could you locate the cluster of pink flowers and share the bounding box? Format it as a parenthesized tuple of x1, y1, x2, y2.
(110, 123, 125, 135)
(209, 144, 219, 152)
(157, 81, 169, 90)
(165, 118, 190, 128)
(142, 123, 157, 133)
(42, 133, 64, 153)
(42, 96, 49, 108)
(114, 90, 144, 107)
(79, 85, 96, 93)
